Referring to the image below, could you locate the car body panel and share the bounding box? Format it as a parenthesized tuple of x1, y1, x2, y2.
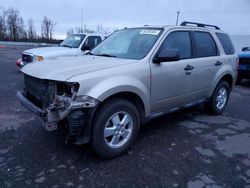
(22, 55, 137, 81)
(150, 59, 197, 112)
(22, 47, 82, 59)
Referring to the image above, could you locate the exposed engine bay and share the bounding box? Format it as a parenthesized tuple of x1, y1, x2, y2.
(18, 74, 99, 144)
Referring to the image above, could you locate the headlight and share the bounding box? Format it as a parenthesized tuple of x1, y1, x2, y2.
(56, 82, 79, 97)
(72, 95, 99, 108)
(33, 55, 44, 62)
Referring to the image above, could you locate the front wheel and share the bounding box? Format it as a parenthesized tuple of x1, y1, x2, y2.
(91, 99, 140, 158)
(204, 81, 230, 115)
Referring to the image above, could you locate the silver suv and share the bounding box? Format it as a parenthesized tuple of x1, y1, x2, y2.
(17, 21, 238, 158)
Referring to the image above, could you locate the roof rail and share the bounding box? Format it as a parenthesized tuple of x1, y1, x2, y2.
(180, 21, 220, 30)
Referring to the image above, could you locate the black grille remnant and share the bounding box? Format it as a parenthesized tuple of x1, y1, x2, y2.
(22, 54, 33, 62)
(24, 74, 55, 109)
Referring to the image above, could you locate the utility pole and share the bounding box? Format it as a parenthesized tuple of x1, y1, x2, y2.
(176, 11, 181, 25)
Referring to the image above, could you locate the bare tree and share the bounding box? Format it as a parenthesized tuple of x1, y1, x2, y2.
(75, 27, 83, 34)
(66, 27, 74, 35)
(41, 16, 56, 41)
(5, 8, 20, 40)
(4, 8, 27, 40)
(4, 8, 26, 40)
(84, 28, 94, 33)
(17, 17, 26, 39)
(27, 18, 36, 39)
(0, 8, 7, 40)
(96, 24, 103, 34)
(96, 24, 109, 34)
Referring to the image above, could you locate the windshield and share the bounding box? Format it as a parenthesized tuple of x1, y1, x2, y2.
(91, 28, 162, 60)
(60, 34, 86, 48)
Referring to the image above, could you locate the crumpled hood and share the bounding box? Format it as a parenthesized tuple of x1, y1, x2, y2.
(23, 46, 79, 58)
(22, 55, 137, 81)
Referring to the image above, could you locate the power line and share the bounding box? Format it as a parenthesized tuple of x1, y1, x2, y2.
(181, 11, 250, 14)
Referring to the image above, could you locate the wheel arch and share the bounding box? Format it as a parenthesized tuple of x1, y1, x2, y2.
(95, 91, 147, 124)
(209, 73, 234, 97)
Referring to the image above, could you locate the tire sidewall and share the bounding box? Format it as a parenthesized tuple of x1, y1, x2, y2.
(91, 99, 140, 158)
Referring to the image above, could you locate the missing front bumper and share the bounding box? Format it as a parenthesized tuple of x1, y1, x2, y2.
(17, 90, 46, 117)
(17, 90, 98, 144)
(17, 90, 58, 131)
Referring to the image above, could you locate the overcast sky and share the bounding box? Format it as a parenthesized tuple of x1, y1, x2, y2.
(1, 0, 250, 39)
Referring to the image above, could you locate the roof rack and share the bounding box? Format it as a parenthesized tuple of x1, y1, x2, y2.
(180, 21, 220, 30)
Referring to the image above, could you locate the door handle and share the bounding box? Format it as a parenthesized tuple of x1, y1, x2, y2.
(184, 65, 194, 71)
(215, 61, 222, 66)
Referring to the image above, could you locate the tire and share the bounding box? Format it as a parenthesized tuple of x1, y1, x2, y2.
(204, 81, 230, 115)
(91, 99, 140, 158)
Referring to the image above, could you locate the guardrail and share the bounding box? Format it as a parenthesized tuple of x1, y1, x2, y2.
(0, 41, 58, 47)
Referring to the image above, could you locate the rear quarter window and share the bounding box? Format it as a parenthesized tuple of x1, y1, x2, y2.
(216, 33, 235, 55)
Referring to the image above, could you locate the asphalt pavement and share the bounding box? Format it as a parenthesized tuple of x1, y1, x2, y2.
(0, 45, 250, 188)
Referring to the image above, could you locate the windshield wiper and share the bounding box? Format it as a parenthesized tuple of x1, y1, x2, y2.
(85, 51, 93, 55)
(60, 44, 72, 48)
(95, 54, 117, 58)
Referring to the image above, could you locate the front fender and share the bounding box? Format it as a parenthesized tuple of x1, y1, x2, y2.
(86, 76, 151, 116)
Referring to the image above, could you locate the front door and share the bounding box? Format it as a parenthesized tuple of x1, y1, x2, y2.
(150, 31, 197, 112)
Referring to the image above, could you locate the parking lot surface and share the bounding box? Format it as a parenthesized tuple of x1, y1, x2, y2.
(0, 45, 250, 188)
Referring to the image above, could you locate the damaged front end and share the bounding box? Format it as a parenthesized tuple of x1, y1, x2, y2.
(17, 74, 99, 144)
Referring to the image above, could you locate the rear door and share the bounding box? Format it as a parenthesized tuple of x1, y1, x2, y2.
(150, 30, 197, 112)
(192, 31, 221, 98)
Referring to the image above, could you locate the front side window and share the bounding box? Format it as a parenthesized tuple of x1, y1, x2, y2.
(84, 36, 102, 50)
(159, 31, 192, 59)
(194, 32, 218, 58)
(91, 28, 162, 60)
(60, 34, 86, 48)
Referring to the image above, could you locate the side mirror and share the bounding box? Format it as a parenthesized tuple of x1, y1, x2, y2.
(153, 49, 180, 64)
(81, 44, 91, 51)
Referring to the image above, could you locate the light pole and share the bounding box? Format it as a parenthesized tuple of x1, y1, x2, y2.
(81, 8, 84, 33)
(176, 11, 181, 25)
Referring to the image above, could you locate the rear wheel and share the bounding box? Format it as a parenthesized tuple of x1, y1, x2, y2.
(91, 99, 140, 158)
(204, 81, 230, 115)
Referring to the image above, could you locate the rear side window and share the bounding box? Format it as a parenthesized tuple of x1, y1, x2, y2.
(160, 31, 192, 59)
(216, 33, 235, 55)
(194, 32, 218, 58)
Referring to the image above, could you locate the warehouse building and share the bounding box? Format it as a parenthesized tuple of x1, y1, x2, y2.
(231, 35, 250, 52)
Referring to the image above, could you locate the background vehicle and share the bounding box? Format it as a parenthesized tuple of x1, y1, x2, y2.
(237, 47, 250, 84)
(16, 33, 104, 68)
(242, 47, 250, 52)
(17, 22, 238, 158)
